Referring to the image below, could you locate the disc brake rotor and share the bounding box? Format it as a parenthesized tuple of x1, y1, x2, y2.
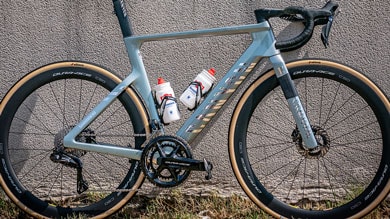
(292, 125, 330, 159)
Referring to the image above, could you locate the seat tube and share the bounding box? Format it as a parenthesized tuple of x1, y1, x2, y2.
(113, 0, 133, 37)
(270, 54, 318, 149)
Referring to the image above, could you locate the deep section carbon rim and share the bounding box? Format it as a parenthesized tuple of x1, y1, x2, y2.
(230, 60, 389, 218)
(0, 62, 148, 218)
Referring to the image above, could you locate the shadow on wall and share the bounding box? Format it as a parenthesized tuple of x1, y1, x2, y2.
(4, 92, 36, 175)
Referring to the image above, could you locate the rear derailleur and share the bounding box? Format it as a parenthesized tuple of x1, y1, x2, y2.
(49, 128, 95, 194)
(141, 135, 213, 188)
(50, 151, 89, 194)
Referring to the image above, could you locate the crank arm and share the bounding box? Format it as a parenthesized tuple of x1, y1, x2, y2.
(158, 157, 213, 180)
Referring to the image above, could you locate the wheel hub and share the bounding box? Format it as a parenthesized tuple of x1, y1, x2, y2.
(292, 125, 330, 159)
(53, 127, 94, 160)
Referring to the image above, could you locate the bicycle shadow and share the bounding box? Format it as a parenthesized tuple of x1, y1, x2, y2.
(3, 94, 37, 175)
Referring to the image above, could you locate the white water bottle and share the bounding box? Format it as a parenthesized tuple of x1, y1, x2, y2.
(155, 77, 181, 123)
(180, 68, 216, 109)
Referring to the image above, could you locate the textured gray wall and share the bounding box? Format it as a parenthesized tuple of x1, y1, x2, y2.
(1, 0, 389, 195)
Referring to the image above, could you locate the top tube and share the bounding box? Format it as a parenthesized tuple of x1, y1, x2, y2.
(128, 23, 270, 43)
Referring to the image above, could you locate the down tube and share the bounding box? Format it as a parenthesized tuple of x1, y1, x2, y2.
(177, 55, 263, 144)
(176, 29, 279, 143)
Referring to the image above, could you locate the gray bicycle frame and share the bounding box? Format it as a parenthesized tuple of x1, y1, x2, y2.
(64, 22, 318, 160)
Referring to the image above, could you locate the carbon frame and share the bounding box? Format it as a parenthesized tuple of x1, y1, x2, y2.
(64, 3, 318, 160)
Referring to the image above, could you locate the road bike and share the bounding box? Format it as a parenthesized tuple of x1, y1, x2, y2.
(0, 0, 389, 218)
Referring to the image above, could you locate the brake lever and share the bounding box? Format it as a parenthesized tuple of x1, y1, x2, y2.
(321, 16, 333, 48)
(321, 9, 340, 48)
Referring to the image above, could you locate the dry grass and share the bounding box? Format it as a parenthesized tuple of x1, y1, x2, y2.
(1, 189, 389, 219)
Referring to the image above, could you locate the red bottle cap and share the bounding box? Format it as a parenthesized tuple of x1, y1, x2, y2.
(157, 77, 166, 84)
(208, 68, 216, 76)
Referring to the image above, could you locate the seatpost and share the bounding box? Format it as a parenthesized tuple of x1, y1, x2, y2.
(113, 0, 133, 37)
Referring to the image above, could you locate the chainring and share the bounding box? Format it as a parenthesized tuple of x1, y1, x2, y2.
(141, 135, 192, 188)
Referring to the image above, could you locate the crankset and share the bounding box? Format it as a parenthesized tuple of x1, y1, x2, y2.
(141, 135, 213, 188)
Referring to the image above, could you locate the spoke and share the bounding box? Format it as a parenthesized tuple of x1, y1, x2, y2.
(321, 156, 363, 186)
(17, 150, 52, 181)
(317, 158, 321, 202)
(249, 144, 295, 165)
(261, 156, 302, 179)
(83, 167, 106, 191)
(321, 157, 340, 203)
(276, 158, 304, 198)
(323, 158, 358, 202)
(247, 130, 291, 146)
(81, 83, 99, 121)
(326, 105, 370, 130)
(94, 103, 124, 131)
(9, 131, 54, 136)
(48, 82, 70, 129)
(331, 146, 378, 172)
(78, 79, 83, 122)
(331, 120, 378, 142)
(8, 148, 52, 151)
(263, 89, 295, 125)
(19, 100, 54, 135)
(12, 116, 55, 136)
(303, 157, 307, 202)
(322, 91, 358, 128)
(319, 78, 325, 125)
(246, 140, 293, 150)
(10, 150, 51, 167)
(36, 92, 65, 129)
(252, 114, 292, 137)
(31, 163, 63, 194)
(322, 83, 341, 128)
(97, 119, 132, 135)
(45, 165, 64, 201)
(332, 138, 382, 157)
(90, 152, 131, 171)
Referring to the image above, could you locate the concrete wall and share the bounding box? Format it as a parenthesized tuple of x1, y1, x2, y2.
(1, 0, 389, 195)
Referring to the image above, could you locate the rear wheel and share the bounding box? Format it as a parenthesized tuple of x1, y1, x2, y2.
(229, 59, 390, 218)
(0, 61, 150, 218)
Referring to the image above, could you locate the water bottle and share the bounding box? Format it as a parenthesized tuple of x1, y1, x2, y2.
(155, 77, 181, 123)
(180, 68, 216, 110)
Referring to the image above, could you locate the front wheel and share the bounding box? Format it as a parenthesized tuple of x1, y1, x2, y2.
(229, 59, 390, 219)
(0, 61, 150, 218)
